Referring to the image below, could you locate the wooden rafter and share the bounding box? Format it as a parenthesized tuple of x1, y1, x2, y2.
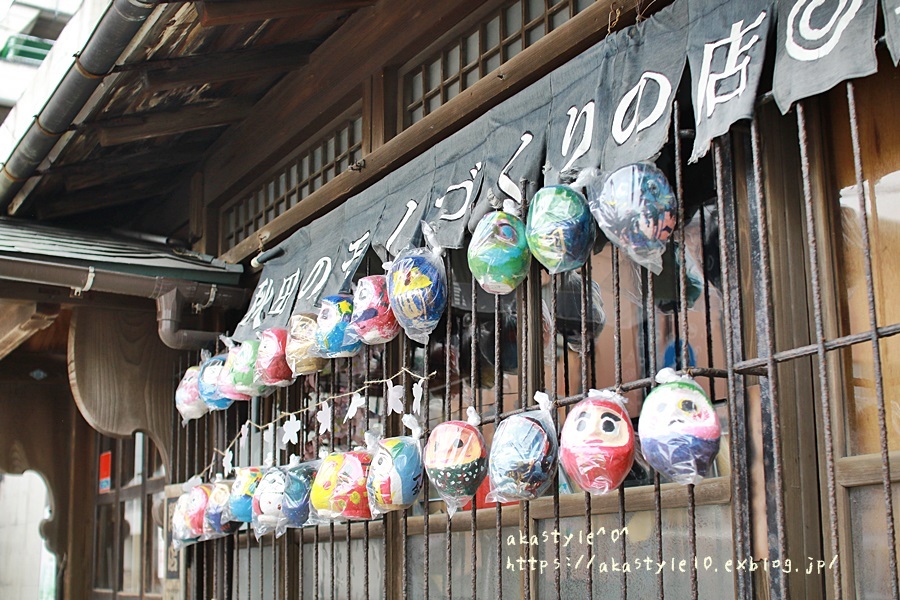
(197, 0, 377, 27)
(63, 149, 203, 192)
(137, 42, 317, 92)
(36, 178, 179, 220)
(0, 301, 59, 362)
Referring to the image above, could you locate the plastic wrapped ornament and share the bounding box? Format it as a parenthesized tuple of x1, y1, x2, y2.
(590, 162, 677, 275)
(285, 314, 327, 376)
(255, 328, 295, 386)
(424, 421, 487, 515)
(252, 468, 287, 538)
(347, 275, 401, 345)
(226, 467, 262, 523)
(525, 185, 596, 274)
(216, 345, 253, 401)
(314, 295, 362, 358)
(185, 483, 213, 538)
(467, 211, 531, 294)
(560, 391, 634, 495)
(175, 366, 208, 424)
(198, 354, 233, 411)
(366, 436, 425, 514)
(172, 493, 198, 551)
(487, 412, 558, 502)
(311, 451, 373, 520)
(638, 370, 720, 485)
(203, 479, 239, 538)
(282, 461, 317, 528)
(387, 248, 448, 344)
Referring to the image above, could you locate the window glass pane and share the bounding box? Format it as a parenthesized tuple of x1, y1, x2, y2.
(485, 16, 501, 49)
(504, 3, 523, 35)
(146, 492, 165, 594)
(445, 45, 460, 76)
(94, 504, 115, 589)
(120, 498, 142, 592)
(850, 483, 899, 599)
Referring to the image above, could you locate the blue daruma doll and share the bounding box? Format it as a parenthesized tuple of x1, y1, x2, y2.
(366, 436, 425, 514)
(488, 413, 558, 502)
(387, 248, 447, 344)
(282, 461, 317, 528)
(467, 211, 531, 295)
(315, 295, 361, 358)
(525, 185, 595, 274)
(638, 369, 720, 485)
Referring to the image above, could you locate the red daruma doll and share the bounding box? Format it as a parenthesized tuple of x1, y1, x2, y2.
(559, 390, 634, 494)
(254, 328, 295, 386)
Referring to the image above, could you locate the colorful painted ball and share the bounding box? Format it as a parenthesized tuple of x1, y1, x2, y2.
(253, 468, 287, 529)
(186, 484, 212, 537)
(175, 366, 207, 422)
(228, 467, 262, 523)
(255, 328, 294, 386)
(205, 481, 240, 536)
(560, 393, 634, 495)
(525, 185, 595, 274)
(387, 249, 447, 344)
(216, 345, 253, 401)
(315, 295, 362, 358)
(592, 163, 676, 271)
(311, 452, 372, 520)
(489, 414, 558, 501)
(424, 421, 487, 501)
(467, 211, 531, 295)
(367, 436, 425, 512)
(638, 379, 720, 485)
(172, 494, 197, 546)
(282, 463, 316, 527)
(286, 314, 327, 376)
(348, 275, 401, 344)
(198, 354, 233, 410)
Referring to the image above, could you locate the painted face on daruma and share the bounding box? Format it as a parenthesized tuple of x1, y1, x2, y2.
(349, 275, 400, 344)
(560, 396, 635, 494)
(315, 295, 360, 357)
(489, 415, 557, 500)
(282, 463, 316, 526)
(387, 252, 447, 333)
(330, 451, 373, 520)
(424, 421, 487, 499)
(186, 484, 212, 537)
(285, 314, 326, 376)
(638, 381, 721, 485)
(467, 211, 531, 295)
(367, 437, 424, 511)
(253, 469, 287, 523)
(525, 185, 595, 274)
(310, 453, 344, 514)
(205, 481, 240, 535)
(596, 163, 677, 250)
(229, 467, 262, 523)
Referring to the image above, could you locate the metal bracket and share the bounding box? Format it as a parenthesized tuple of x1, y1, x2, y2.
(72, 266, 95, 297)
(192, 284, 217, 313)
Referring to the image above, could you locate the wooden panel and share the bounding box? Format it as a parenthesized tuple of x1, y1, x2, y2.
(197, 0, 376, 27)
(836, 451, 900, 487)
(215, 0, 654, 263)
(0, 300, 58, 360)
(68, 305, 178, 468)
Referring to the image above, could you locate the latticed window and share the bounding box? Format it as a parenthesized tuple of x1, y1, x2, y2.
(400, 0, 597, 129)
(221, 114, 364, 252)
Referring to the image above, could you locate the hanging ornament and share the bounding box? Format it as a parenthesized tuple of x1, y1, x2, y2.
(347, 275, 401, 345)
(223, 449, 234, 477)
(525, 185, 595, 274)
(175, 366, 207, 424)
(412, 380, 423, 415)
(316, 402, 332, 435)
(366, 436, 425, 514)
(310, 451, 373, 520)
(467, 210, 531, 294)
(255, 328, 295, 386)
(387, 384, 405, 416)
(424, 419, 487, 516)
(282, 414, 302, 446)
(198, 354, 233, 411)
(344, 393, 366, 423)
(487, 408, 558, 502)
(224, 467, 263, 523)
(387, 247, 448, 345)
(314, 295, 362, 358)
(285, 314, 327, 376)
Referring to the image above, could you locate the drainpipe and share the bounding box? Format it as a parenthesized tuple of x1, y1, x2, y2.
(0, 0, 159, 213)
(0, 256, 249, 349)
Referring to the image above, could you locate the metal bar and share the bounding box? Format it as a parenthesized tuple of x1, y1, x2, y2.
(347, 359, 353, 600)
(845, 82, 900, 598)
(445, 255, 453, 600)
(550, 273, 561, 600)
(581, 260, 593, 600)
(644, 242, 664, 600)
(495, 292, 504, 600)
(329, 363, 336, 600)
(611, 243, 627, 600)
(470, 275, 478, 600)
(364, 345, 371, 600)
(423, 324, 431, 600)
(402, 338, 410, 600)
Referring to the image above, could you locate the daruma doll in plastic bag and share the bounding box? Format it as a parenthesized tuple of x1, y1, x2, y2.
(230, 340, 267, 396)
(560, 390, 634, 494)
(310, 452, 373, 520)
(185, 483, 213, 538)
(488, 410, 558, 502)
(525, 185, 595, 274)
(203, 479, 239, 539)
(589, 162, 676, 275)
(285, 314, 327, 376)
(282, 460, 317, 529)
(216, 345, 253, 401)
(387, 247, 447, 344)
(424, 420, 487, 515)
(638, 369, 720, 485)
(467, 210, 531, 295)
(252, 467, 287, 539)
(225, 467, 262, 523)
(198, 354, 233, 410)
(255, 328, 295, 386)
(172, 493, 198, 552)
(366, 436, 424, 514)
(175, 366, 207, 424)
(314, 295, 362, 358)
(347, 275, 400, 345)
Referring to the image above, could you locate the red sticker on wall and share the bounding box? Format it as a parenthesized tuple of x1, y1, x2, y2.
(99, 451, 111, 494)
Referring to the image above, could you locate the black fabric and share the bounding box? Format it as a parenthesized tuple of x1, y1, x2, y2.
(772, 0, 877, 114)
(371, 148, 436, 259)
(687, 0, 773, 162)
(600, 0, 690, 172)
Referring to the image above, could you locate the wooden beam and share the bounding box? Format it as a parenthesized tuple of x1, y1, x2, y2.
(0, 301, 59, 361)
(36, 178, 178, 220)
(217, 0, 657, 263)
(38, 143, 208, 179)
(63, 150, 202, 192)
(94, 99, 254, 147)
(139, 42, 316, 92)
(197, 0, 376, 27)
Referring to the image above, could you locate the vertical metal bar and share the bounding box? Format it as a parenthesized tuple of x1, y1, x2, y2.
(550, 273, 561, 600)
(364, 346, 372, 600)
(329, 363, 336, 600)
(445, 255, 453, 600)
(644, 243, 664, 600)
(258, 397, 264, 600)
(402, 338, 410, 600)
(611, 244, 627, 600)
(744, 116, 790, 599)
(300, 380, 308, 600)
(347, 359, 353, 600)
(424, 331, 431, 600)
(580, 260, 593, 600)
(845, 83, 899, 597)
(520, 199, 531, 600)
(314, 374, 320, 600)
(470, 275, 478, 600)
(494, 292, 504, 600)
